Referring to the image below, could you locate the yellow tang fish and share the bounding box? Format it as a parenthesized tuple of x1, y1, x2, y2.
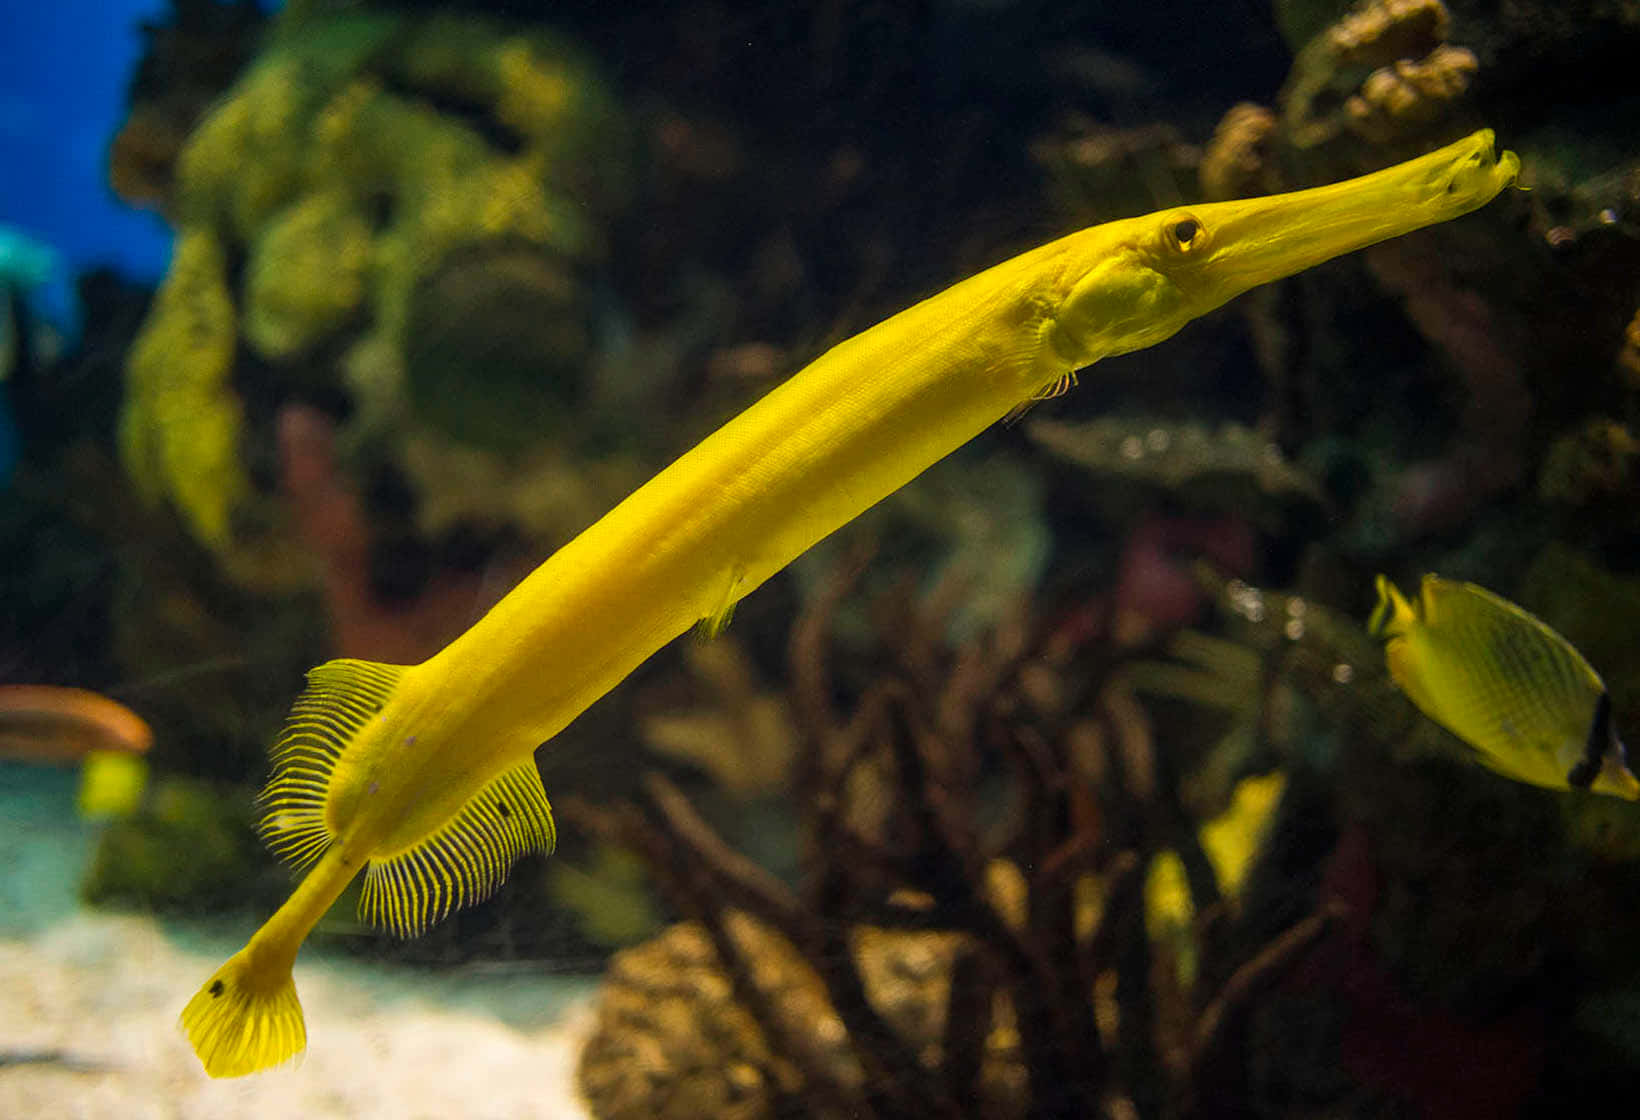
(181, 131, 1518, 1077)
(1369, 574, 1640, 800)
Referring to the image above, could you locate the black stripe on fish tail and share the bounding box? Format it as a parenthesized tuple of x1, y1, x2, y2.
(1566, 690, 1613, 790)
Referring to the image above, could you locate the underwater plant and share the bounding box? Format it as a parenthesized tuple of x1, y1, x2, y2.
(178, 132, 1516, 1076)
(573, 558, 1332, 1119)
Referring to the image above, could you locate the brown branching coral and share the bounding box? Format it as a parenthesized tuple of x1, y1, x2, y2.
(1199, 103, 1282, 202)
(572, 559, 1339, 1120)
(1343, 44, 1479, 143)
(1281, 0, 1476, 149)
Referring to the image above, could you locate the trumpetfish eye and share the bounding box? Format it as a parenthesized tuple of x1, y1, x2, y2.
(1157, 212, 1207, 259)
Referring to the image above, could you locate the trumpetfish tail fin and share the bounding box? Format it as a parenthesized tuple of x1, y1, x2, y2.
(360, 759, 556, 938)
(181, 846, 356, 1077)
(180, 945, 306, 1078)
(258, 658, 406, 871)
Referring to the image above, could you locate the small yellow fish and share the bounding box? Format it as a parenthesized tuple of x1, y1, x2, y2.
(77, 749, 151, 818)
(181, 131, 1517, 1078)
(1369, 574, 1640, 800)
(1145, 770, 1286, 987)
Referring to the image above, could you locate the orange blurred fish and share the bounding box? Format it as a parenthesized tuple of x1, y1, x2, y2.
(0, 685, 152, 816)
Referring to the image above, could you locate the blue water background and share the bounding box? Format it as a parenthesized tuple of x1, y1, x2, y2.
(0, 0, 179, 287)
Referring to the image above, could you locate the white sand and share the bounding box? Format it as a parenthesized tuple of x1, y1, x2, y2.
(0, 765, 600, 1119)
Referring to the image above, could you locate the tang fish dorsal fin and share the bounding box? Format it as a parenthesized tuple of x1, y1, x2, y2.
(1367, 574, 1412, 638)
(259, 658, 405, 871)
(359, 760, 556, 938)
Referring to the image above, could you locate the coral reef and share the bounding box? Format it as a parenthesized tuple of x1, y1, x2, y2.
(573, 527, 1640, 1114)
(43, 0, 1640, 1108)
(120, 229, 242, 552)
(108, 0, 266, 215)
(580, 911, 1009, 1120)
(1200, 104, 1282, 202)
(1341, 44, 1478, 143)
(1190, 0, 1640, 547)
(1280, 0, 1477, 149)
(573, 563, 1337, 1119)
(117, 6, 632, 586)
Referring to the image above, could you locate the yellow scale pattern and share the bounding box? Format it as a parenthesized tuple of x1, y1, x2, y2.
(1422, 583, 1593, 781)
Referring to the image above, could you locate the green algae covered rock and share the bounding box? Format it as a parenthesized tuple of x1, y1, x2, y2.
(119, 228, 244, 552)
(244, 192, 373, 359)
(118, 6, 631, 586)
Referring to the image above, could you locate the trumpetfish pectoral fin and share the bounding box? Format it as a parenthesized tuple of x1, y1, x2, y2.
(695, 564, 746, 640)
(359, 759, 556, 938)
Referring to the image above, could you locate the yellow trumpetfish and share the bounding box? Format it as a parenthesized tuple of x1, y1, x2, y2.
(1369, 573, 1640, 800)
(182, 130, 1518, 1077)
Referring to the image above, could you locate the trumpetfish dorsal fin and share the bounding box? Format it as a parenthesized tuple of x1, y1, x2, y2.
(359, 759, 556, 938)
(259, 658, 406, 872)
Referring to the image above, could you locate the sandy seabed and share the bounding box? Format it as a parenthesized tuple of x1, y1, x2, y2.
(0, 765, 599, 1120)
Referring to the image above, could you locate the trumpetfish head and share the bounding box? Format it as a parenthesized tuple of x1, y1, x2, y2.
(1045, 129, 1520, 367)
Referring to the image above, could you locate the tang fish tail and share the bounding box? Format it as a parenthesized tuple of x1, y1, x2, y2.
(1581, 693, 1640, 801)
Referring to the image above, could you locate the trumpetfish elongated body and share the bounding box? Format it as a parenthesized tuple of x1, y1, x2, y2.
(183, 130, 1519, 1077)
